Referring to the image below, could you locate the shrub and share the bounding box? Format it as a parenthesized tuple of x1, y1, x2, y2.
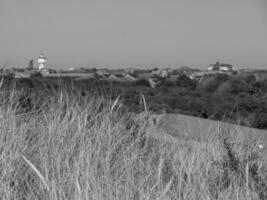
(134, 79, 150, 87)
(253, 113, 267, 129)
(198, 73, 230, 93)
(243, 74, 257, 84)
(30, 71, 43, 78)
(175, 74, 197, 89)
(252, 80, 267, 96)
(215, 77, 252, 96)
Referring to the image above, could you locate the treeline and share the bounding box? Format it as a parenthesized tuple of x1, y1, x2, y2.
(2, 73, 267, 129)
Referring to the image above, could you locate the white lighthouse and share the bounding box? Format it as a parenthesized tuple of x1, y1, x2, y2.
(37, 54, 47, 70)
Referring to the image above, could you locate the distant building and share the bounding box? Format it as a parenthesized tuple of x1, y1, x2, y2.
(124, 68, 136, 74)
(28, 59, 34, 71)
(189, 72, 206, 80)
(108, 74, 120, 80)
(154, 68, 172, 78)
(161, 69, 168, 78)
(208, 61, 234, 72)
(38, 54, 47, 70)
(96, 69, 111, 77)
(40, 68, 57, 75)
(124, 73, 137, 81)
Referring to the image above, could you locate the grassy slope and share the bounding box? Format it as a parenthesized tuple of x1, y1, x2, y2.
(0, 89, 267, 200)
(147, 113, 267, 143)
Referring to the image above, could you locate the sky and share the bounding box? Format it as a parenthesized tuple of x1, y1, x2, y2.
(0, 0, 267, 69)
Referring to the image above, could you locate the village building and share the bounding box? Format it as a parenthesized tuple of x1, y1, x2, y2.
(40, 68, 57, 75)
(106, 73, 138, 81)
(107, 74, 125, 81)
(153, 68, 172, 78)
(189, 71, 207, 80)
(37, 54, 47, 70)
(124, 73, 138, 81)
(208, 61, 234, 72)
(96, 69, 111, 77)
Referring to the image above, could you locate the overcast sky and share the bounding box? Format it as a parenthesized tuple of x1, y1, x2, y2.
(0, 0, 267, 69)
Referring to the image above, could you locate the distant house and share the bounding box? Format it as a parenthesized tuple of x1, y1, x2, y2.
(208, 61, 234, 72)
(106, 73, 138, 81)
(153, 68, 172, 78)
(161, 69, 168, 78)
(107, 74, 118, 80)
(40, 68, 57, 75)
(124, 68, 136, 74)
(189, 72, 207, 80)
(108, 74, 125, 81)
(96, 69, 111, 77)
(124, 73, 138, 81)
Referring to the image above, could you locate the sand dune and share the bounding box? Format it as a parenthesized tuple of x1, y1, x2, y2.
(146, 113, 267, 144)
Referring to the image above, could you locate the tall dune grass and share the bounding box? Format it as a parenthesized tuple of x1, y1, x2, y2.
(0, 86, 267, 200)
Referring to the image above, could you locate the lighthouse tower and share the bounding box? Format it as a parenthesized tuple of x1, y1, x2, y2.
(37, 54, 47, 70)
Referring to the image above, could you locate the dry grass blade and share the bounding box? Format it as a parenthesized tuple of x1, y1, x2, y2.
(158, 157, 163, 187)
(245, 162, 249, 197)
(75, 177, 82, 199)
(110, 95, 120, 113)
(158, 176, 174, 200)
(142, 94, 147, 114)
(0, 62, 6, 90)
(22, 156, 50, 191)
(0, 76, 4, 89)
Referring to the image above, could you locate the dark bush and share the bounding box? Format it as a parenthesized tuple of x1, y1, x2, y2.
(253, 113, 267, 129)
(134, 79, 150, 87)
(252, 80, 267, 96)
(175, 74, 197, 89)
(30, 71, 43, 78)
(242, 74, 257, 84)
(198, 74, 230, 93)
(16, 78, 34, 89)
(216, 78, 251, 96)
(160, 80, 175, 87)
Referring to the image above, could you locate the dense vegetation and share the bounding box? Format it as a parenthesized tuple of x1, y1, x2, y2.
(2, 72, 267, 129)
(0, 85, 267, 199)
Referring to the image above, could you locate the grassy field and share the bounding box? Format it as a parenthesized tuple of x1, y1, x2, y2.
(1, 87, 267, 200)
